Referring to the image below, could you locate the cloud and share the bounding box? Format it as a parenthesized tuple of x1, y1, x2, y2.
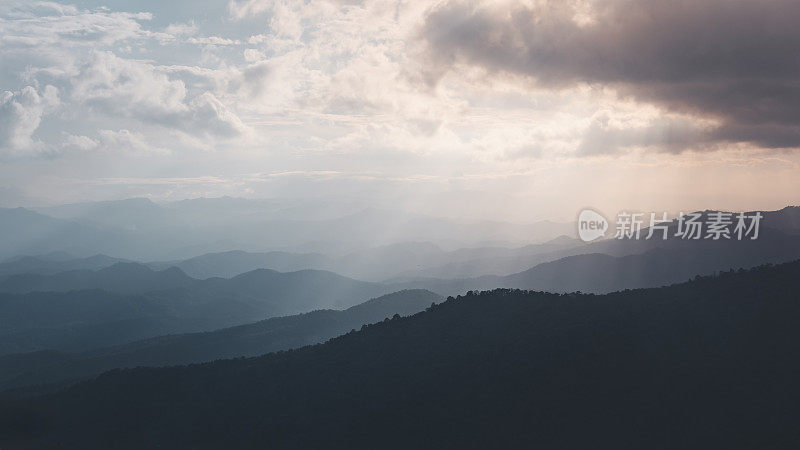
(163, 21, 198, 37)
(577, 115, 712, 156)
(188, 93, 247, 138)
(96, 129, 169, 155)
(237, 60, 273, 98)
(420, 0, 800, 151)
(0, 2, 151, 48)
(61, 129, 169, 155)
(71, 51, 247, 137)
(186, 36, 241, 46)
(0, 85, 59, 156)
(243, 48, 265, 62)
(60, 133, 99, 152)
(227, 0, 273, 21)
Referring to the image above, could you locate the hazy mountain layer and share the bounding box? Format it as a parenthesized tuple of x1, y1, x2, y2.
(0, 290, 441, 392)
(396, 224, 800, 295)
(149, 237, 584, 281)
(2, 204, 797, 282)
(0, 263, 194, 294)
(0, 266, 393, 356)
(1, 198, 575, 261)
(0, 254, 127, 277)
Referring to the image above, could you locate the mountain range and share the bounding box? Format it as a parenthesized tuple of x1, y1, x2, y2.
(0, 264, 394, 356)
(0, 198, 575, 261)
(4, 260, 799, 448)
(3, 206, 800, 357)
(392, 209, 800, 295)
(147, 237, 585, 281)
(0, 289, 441, 393)
(0, 204, 800, 284)
(0, 254, 128, 277)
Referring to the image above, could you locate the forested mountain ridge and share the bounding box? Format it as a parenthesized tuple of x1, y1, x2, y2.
(4, 261, 799, 449)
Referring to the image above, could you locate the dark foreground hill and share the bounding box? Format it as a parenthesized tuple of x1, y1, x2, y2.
(0, 290, 441, 392)
(3, 262, 800, 449)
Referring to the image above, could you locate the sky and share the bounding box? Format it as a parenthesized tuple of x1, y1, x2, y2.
(1, 0, 799, 222)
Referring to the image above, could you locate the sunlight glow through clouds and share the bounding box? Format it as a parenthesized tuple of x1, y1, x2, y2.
(0, 0, 798, 219)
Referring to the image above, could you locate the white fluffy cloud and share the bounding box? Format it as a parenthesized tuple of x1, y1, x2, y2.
(96, 129, 168, 154)
(71, 51, 247, 137)
(0, 2, 151, 48)
(61, 129, 168, 155)
(227, 0, 274, 21)
(0, 85, 59, 155)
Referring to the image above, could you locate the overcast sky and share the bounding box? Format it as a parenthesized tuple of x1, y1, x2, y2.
(1, 0, 798, 222)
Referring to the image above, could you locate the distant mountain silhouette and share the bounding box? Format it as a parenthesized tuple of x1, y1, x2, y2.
(0, 290, 441, 392)
(0, 290, 197, 356)
(387, 236, 586, 280)
(182, 268, 392, 314)
(4, 201, 798, 279)
(0, 262, 391, 311)
(5, 261, 800, 449)
(396, 224, 800, 295)
(0, 266, 394, 356)
(762, 205, 800, 235)
(0, 207, 186, 261)
(0, 254, 126, 277)
(149, 250, 329, 279)
(148, 238, 585, 281)
(0, 263, 194, 294)
(2, 198, 576, 261)
(34, 198, 168, 231)
(501, 228, 800, 292)
(0, 208, 109, 259)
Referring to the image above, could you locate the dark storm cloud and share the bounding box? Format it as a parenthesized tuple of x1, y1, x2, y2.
(421, 0, 800, 150)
